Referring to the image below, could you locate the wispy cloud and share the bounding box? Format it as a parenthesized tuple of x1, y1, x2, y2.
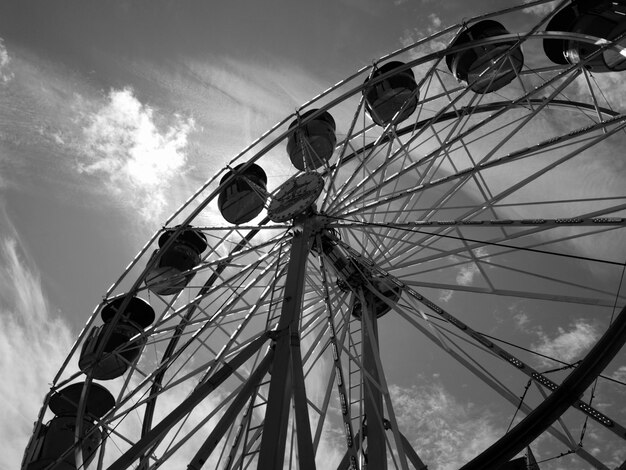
(513, 311, 531, 331)
(573, 71, 626, 111)
(314, 423, 345, 468)
(522, 0, 559, 16)
(0, 222, 239, 468)
(0, 37, 13, 83)
(457, 247, 491, 286)
(391, 382, 503, 470)
(76, 87, 195, 223)
(611, 365, 626, 383)
(400, 12, 449, 53)
(336, 0, 385, 16)
(437, 248, 489, 302)
(0, 236, 74, 469)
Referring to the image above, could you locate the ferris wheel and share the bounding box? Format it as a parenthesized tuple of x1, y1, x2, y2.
(22, 1, 626, 469)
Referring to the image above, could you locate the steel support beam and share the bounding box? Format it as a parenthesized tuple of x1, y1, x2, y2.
(398, 433, 428, 470)
(258, 218, 316, 469)
(291, 325, 317, 467)
(360, 289, 387, 470)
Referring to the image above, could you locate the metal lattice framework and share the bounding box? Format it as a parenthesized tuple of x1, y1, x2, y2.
(24, 1, 626, 469)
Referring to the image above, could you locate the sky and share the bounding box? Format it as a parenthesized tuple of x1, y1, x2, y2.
(0, 1, 625, 469)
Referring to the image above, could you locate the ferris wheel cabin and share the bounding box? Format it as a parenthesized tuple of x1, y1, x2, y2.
(544, 0, 626, 71)
(24, 382, 114, 470)
(363, 61, 418, 126)
(144, 226, 208, 295)
(286, 109, 337, 171)
(446, 20, 524, 94)
(218, 163, 268, 224)
(78, 296, 155, 380)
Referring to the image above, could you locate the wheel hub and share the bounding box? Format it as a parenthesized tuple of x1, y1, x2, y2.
(311, 225, 401, 318)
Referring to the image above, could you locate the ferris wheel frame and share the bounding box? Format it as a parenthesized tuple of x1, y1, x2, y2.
(23, 1, 626, 469)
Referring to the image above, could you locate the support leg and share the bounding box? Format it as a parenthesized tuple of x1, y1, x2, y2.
(258, 219, 315, 469)
(360, 290, 387, 470)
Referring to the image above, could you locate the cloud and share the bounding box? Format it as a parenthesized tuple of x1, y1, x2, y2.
(314, 423, 345, 468)
(76, 87, 195, 223)
(390, 382, 503, 470)
(611, 366, 626, 383)
(439, 289, 453, 302)
(0, 37, 13, 83)
(0, 226, 232, 469)
(572, 71, 626, 111)
(531, 319, 600, 367)
(0, 237, 74, 469)
(336, 0, 385, 16)
(428, 13, 442, 29)
(399, 18, 455, 102)
(522, 0, 559, 16)
(456, 263, 479, 286)
(102, 377, 228, 469)
(400, 16, 450, 53)
(456, 247, 490, 286)
(513, 311, 531, 331)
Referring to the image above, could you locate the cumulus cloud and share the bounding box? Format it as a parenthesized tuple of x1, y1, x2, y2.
(0, 37, 13, 83)
(0, 237, 74, 469)
(456, 263, 480, 286)
(76, 88, 195, 223)
(531, 320, 600, 367)
(390, 383, 503, 470)
(428, 13, 442, 30)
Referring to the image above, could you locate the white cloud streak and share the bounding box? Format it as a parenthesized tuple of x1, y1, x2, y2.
(0, 230, 235, 469)
(611, 365, 626, 383)
(522, 0, 559, 16)
(0, 237, 74, 469)
(76, 88, 195, 223)
(0, 37, 13, 83)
